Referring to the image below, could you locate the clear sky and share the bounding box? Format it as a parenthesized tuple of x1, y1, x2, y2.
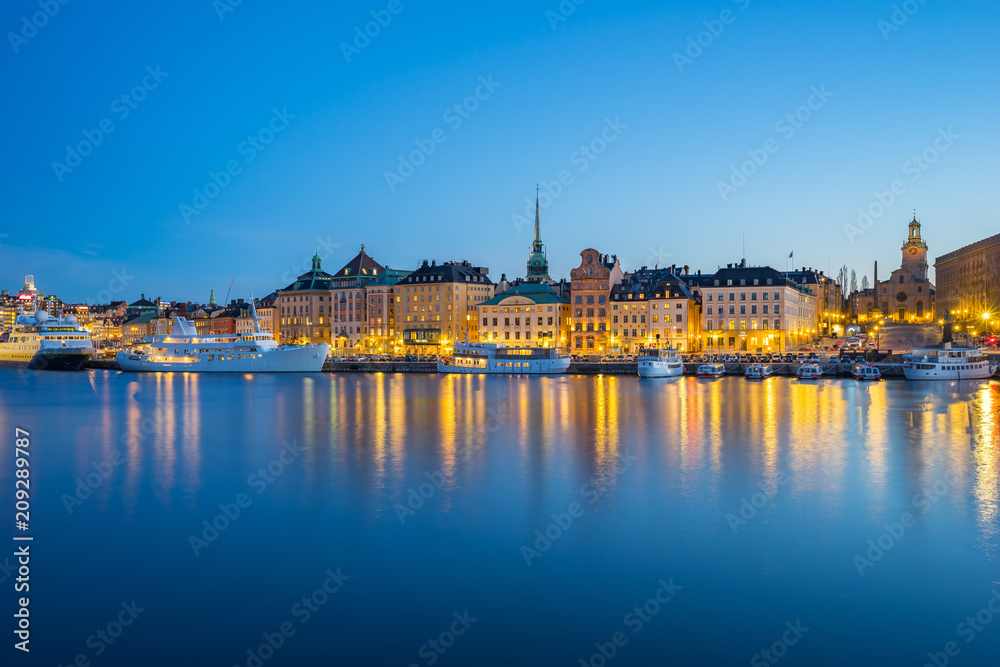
(1, 0, 997, 304)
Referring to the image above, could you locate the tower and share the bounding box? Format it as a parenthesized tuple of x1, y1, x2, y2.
(525, 186, 550, 282)
(901, 211, 928, 280)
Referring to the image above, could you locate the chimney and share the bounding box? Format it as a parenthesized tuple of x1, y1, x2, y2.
(684, 265, 689, 275)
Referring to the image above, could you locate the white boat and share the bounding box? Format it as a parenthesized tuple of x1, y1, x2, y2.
(637, 348, 684, 378)
(901, 344, 996, 380)
(437, 341, 570, 374)
(696, 363, 726, 377)
(0, 310, 94, 370)
(116, 300, 328, 373)
(851, 363, 882, 381)
(796, 363, 823, 379)
(745, 364, 774, 379)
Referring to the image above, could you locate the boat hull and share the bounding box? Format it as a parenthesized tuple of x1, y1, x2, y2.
(0, 350, 92, 371)
(437, 357, 570, 374)
(902, 366, 994, 381)
(116, 344, 328, 373)
(637, 361, 684, 378)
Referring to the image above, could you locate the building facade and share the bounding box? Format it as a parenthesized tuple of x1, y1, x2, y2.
(277, 254, 335, 345)
(608, 268, 702, 353)
(479, 282, 570, 348)
(397, 260, 493, 352)
(934, 232, 1000, 322)
(874, 215, 935, 322)
(697, 262, 817, 353)
(329, 245, 394, 353)
(569, 249, 623, 354)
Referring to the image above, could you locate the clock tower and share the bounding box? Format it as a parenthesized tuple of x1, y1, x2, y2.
(901, 212, 928, 281)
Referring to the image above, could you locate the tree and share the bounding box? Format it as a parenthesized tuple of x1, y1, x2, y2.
(850, 269, 858, 295)
(861, 275, 870, 291)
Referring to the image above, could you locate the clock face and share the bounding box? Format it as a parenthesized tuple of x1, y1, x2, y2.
(909, 247, 918, 255)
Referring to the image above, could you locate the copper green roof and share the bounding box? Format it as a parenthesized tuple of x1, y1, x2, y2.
(482, 281, 567, 306)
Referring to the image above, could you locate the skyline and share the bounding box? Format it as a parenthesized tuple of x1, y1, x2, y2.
(2, 0, 998, 302)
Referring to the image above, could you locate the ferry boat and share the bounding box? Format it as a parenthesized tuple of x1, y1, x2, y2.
(696, 363, 726, 377)
(901, 344, 996, 380)
(637, 348, 684, 378)
(116, 302, 328, 373)
(0, 310, 94, 370)
(851, 363, 882, 381)
(745, 364, 774, 379)
(437, 341, 570, 374)
(796, 363, 823, 380)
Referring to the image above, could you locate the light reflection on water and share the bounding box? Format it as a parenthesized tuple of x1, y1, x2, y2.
(1, 371, 999, 666)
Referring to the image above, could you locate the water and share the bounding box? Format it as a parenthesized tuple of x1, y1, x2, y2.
(1, 370, 998, 666)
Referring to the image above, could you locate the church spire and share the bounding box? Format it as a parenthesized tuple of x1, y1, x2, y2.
(533, 184, 542, 246)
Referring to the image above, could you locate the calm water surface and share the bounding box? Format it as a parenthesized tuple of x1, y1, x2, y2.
(1, 370, 999, 666)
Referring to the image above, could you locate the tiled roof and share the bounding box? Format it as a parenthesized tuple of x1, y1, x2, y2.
(402, 260, 492, 285)
(332, 246, 386, 279)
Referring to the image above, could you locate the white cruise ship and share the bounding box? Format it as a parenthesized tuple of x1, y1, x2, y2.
(437, 341, 570, 374)
(0, 310, 95, 371)
(637, 348, 684, 378)
(116, 302, 328, 373)
(901, 344, 996, 380)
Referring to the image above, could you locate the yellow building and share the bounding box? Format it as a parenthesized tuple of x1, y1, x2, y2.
(276, 254, 334, 346)
(609, 268, 702, 353)
(397, 260, 492, 353)
(569, 249, 623, 354)
(934, 232, 1000, 322)
(479, 282, 570, 347)
(874, 215, 935, 322)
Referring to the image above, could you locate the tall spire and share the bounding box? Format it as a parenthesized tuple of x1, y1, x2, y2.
(525, 185, 549, 282)
(533, 184, 542, 246)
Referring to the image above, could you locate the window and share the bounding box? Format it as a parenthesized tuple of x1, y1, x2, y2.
(751, 305, 757, 314)
(613, 315, 619, 324)
(729, 293, 735, 301)
(740, 293, 746, 301)
(740, 305, 746, 315)
(676, 315, 682, 323)
(575, 296, 582, 304)
(774, 305, 780, 314)
(707, 294, 713, 301)
(751, 292, 757, 301)
(587, 296, 594, 304)
(598, 296, 606, 304)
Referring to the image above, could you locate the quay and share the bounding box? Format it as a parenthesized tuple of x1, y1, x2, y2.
(81, 357, 998, 378)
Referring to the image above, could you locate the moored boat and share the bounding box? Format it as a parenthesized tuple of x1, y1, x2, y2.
(901, 343, 995, 380)
(696, 363, 726, 377)
(637, 348, 684, 378)
(851, 362, 881, 381)
(116, 299, 328, 373)
(0, 310, 94, 371)
(745, 364, 774, 379)
(437, 341, 570, 374)
(796, 362, 823, 380)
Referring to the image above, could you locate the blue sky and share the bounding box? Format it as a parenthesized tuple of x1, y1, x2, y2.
(1, 0, 997, 303)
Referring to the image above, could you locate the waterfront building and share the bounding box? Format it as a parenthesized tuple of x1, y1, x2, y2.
(934, 232, 1000, 323)
(364, 271, 411, 354)
(569, 249, 623, 354)
(329, 245, 393, 353)
(0, 290, 17, 332)
(125, 295, 160, 321)
(17, 275, 39, 311)
(608, 267, 701, 354)
(873, 215, 935, 322)
(255, 292, 278, 341)
(478, 282, 570, 348)
(121, 312, 157, 346)
(277, 253, 335, 346)
(397, 260, 492, 353)
(696, 261, 817, 353)
(783, 268, 843, 334)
